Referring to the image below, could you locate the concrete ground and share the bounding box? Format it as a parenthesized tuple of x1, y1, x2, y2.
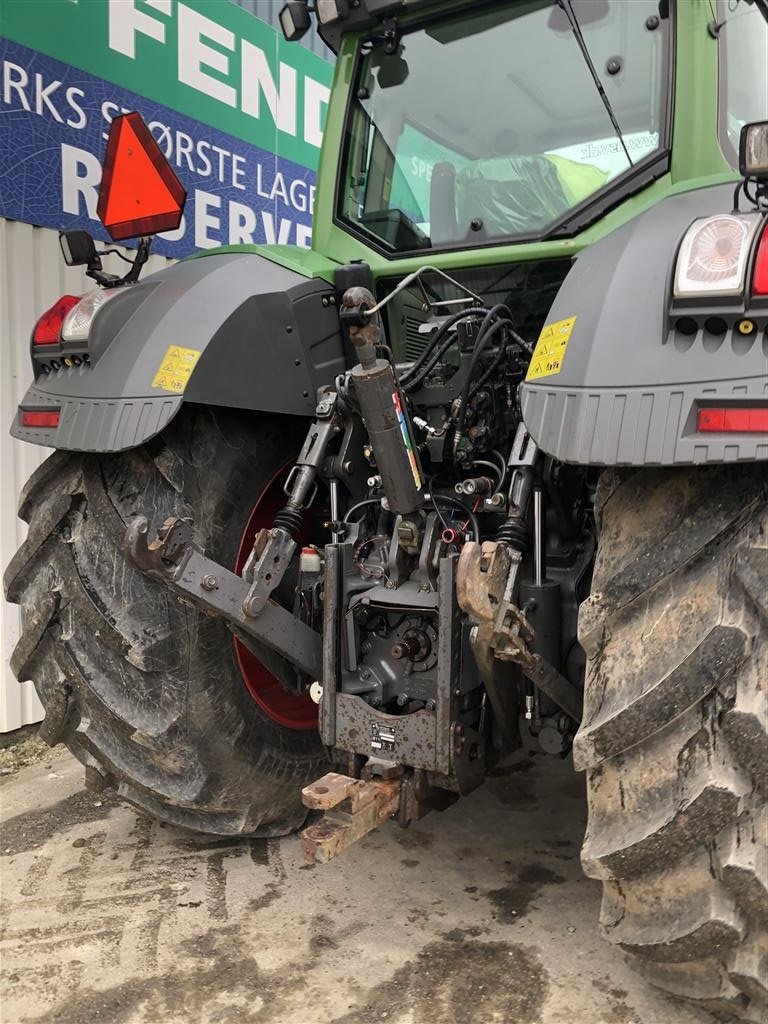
(1, 744, 716, 1024)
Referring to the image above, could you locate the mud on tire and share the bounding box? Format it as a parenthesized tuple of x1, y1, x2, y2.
(4, 406, 325, 837)
(575, 464, 767, 1021)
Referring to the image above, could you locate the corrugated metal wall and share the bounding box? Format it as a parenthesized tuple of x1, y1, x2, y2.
(0, 220, 174, 731)
(230, 0, 334, 60)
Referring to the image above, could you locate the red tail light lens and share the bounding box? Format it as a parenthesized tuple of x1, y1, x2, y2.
(32, 295, 81, 345)
(20, 409, 60, 429)
(698, 408, 768, 433)
(753, 223, 768, 295)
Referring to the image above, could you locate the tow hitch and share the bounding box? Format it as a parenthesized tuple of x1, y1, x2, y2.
(300, 772, 402, 863)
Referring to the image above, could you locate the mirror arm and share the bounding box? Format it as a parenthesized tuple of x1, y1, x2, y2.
(119, 236, 151, 285)
(86, 236, 152, 289)
(85, 253, 120, 288)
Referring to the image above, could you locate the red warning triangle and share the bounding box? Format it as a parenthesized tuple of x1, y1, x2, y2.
(97, 112, 186, 242)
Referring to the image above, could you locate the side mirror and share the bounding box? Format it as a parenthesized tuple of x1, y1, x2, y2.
(59, 230, 97, 267)
(375, 54, 410, 89)
(739, 121, 768, 181)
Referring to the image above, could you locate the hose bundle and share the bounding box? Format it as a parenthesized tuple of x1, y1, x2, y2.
(452, 306, 532, 455)
(395, 300, 532, 469)
(400, 306, 487, 393)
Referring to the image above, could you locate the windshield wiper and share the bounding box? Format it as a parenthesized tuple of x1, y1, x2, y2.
(557, 0, 633, 169)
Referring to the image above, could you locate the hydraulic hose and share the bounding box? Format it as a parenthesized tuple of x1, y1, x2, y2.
(426, 493, 480, 543)
(470, 345, 516, 398)
(343, 494, 479, 542)
(343, 498, 385, 523)
(400, 306, 487, 390)
(453, 317, 510, 450)
(403, 325, 469, 393)
(476, 303, 533, 358)
(477, 303, 513, 336)
(452, 307, 533, 460)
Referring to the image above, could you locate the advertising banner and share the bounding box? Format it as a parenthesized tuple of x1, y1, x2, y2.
(0, 1, 334, 259)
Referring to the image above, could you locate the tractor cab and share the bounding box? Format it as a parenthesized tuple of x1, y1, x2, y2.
(276, 1, 768, 265)
(331, 1, 671, 255)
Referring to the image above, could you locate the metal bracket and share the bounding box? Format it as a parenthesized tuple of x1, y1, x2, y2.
(124, 516, 194, 576)
(125, 517, 322, 681)
(521, 655, 582, 725)
(507, 421, 538, 467)
(507, 422, 539, 512)
(456, 540, 582, 723)
(241, 528, 297, 617)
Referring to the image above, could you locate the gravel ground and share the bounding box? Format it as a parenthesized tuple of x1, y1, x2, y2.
(0, 741, 716, 1024)
(0, 727, 48, 775)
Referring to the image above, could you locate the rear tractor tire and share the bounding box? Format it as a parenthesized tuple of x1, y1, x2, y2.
(4, 406, 325, 837)
(576, 464, 767, 1021)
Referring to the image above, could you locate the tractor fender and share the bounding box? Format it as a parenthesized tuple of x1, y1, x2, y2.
(11, 251, 346, 452)
(520, 184, 767, 466)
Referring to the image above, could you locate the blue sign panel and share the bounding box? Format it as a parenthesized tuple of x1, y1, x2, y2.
(0, 38, 318, 259)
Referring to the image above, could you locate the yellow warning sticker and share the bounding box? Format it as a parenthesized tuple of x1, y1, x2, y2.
(151, 345, 202, 394)
(526, 316, 577, 381)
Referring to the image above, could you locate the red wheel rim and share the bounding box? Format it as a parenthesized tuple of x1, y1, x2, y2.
(233, 464, 319, 731)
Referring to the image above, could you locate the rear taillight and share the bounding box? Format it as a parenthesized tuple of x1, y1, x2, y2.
(673, 214, 762, 298)
(698, 408, 768, 433)
(20, 409, 60, 429)
(61, 287, 120, 342)
(752, 224, 768, 295)
(32, 295, 81, 345)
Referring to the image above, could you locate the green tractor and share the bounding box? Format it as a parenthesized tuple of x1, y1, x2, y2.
(5, 1, 767, 1017)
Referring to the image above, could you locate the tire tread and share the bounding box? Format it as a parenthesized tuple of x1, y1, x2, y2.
(4, 409, 323, 837)
(577, 465, 767, 1021)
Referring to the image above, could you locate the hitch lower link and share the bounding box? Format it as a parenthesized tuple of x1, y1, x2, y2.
(123, 397, 345, 683)
(124, 515, 322, 680)
(456, 541, 582, 724)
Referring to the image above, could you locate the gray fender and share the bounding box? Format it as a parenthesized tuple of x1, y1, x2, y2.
(12, 251, 345, 452)
(520, 185, 768, 466)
